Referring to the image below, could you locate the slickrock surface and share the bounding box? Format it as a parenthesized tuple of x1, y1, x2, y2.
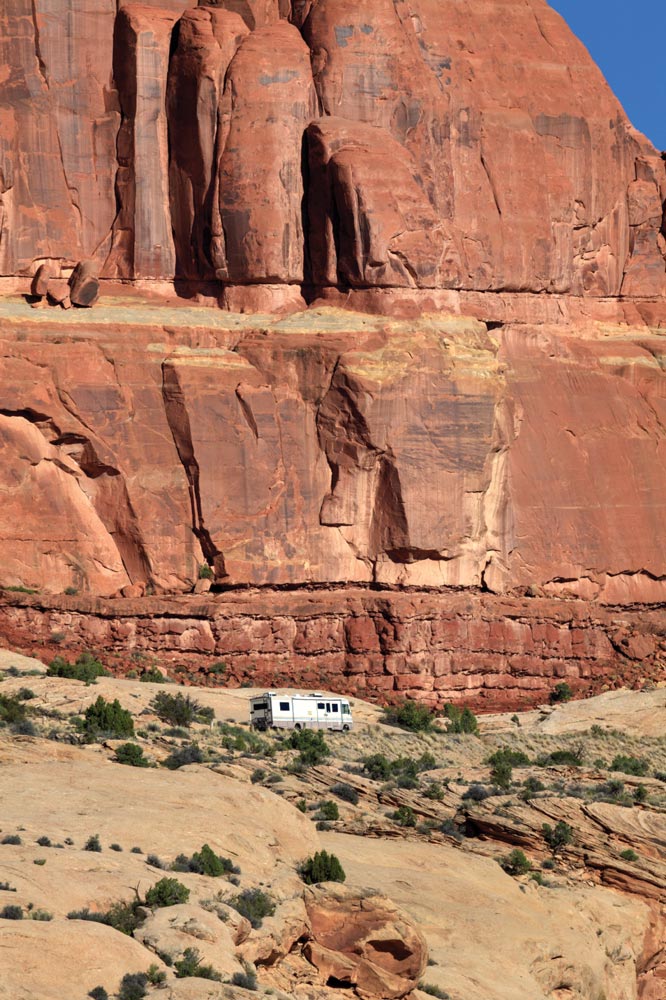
(1, 667, 665, 1000)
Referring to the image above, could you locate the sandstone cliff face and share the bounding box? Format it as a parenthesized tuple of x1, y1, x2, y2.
(1, 306, 666, 606)
(1, 0, 665, 299)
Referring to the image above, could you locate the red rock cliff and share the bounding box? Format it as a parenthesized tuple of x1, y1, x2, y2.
(1, 0, 665, 301)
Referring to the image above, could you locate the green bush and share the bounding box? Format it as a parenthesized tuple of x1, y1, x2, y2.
(390, 805, 416, 828)
(536, 749, 583, 768)
(288, 729, 330, 767)
(383, 699, 436, 733)
(490, 759, 512, 790)
(499, 849, 531, 876)
(228, 888, 275, 928)
(634, 784, 648, 804)
(150, 691, 213, 727)
(620, 848, 639, 862)
(118, 972, 148, 1000)
(251, 768, 266, 784)
(363, 753, 392, 781)
(139, 668, 166, 683)
(145, 877, 190, 909)
(315, 800, 339, 821)
(0, 694, 27, 724)
(330, 782, 359, 804)
(417, 983, 450, 998)
(550, 682, 573, 704)
(174, 947, 221, 981)
(84, 834, 102, 853)
(83, 697, 134, 740)
(185, 844, 234, 877)
(443, 704, 478, 735)
(610, 755, 649, 777)
(542, 821, 574, 854)
(487, 748, 530, 768)
(67, 901, 141, 936)
(89, 988, 109, 1000)
(47, 652, 107, 685)
(163, 742, 203, 770)
(0, 904, 23, 919)
(299, 850, 346, 885)
(231, 961, 258, 991)
(198, 563, 214, 580)
(424, 781, 445, 801)
(114, 743, 148, 767)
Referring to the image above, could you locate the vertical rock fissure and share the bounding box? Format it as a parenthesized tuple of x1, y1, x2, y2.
(161, 361, 226, 577)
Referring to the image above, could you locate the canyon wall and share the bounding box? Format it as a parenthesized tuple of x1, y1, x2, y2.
(1, 0, 665, 301)
(0, 588, 663, 711)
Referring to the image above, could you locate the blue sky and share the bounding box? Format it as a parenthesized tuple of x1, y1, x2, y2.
(549, 1, 666, 150)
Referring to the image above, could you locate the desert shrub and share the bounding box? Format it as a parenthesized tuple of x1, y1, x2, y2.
(383, 699, 436, 733)
(163, 742, 203, 770)
(417, 983, 449, 999)
(424, 781, 445, 801)
(146, 854, 166, 869)
(536, 748, 583, 768)
(174, 946, 222, 981)
(33, 858, 46, 866)
(315, 800, 339, 821)
(487, 748, 530, 768)
(390, 805, 417, 828)
(440, 818, 463, 840)
(67, 908, 109, 923)
(443, 703, 478, 735)
(88, 988, 109, 1000)
(84, 834, 102, 853)
(299, 850, 346, 885)
(462, 783, 495, 802)
(330, 781, 359, 804)
(1, 835, 21, 845)
(286, 728, 331, 768)
(499, 849, 531, 876)
(0, 882, 16, 891)
(115, 743, 148, 767)
(82, 697, 134, 740)
(550, 682, 573, 704)
(231, 961, 258, 991)
(634, 784, 649, 804)
(110, 843, 123, 852)
(47, 652, 107, 684)
(620, 848, 639, 862)
(0, 904, 23, 919)
(145, 877, 190, 909)
(490, 759, 512, 790)
(30, 908, 53, 921)
(521, 776, 546, 799)
(198, 563, 214, 580)
(363, 753, 392, 781)
(594, 778, 625, 801)
(12, 718, 37, 736)
(118, 972, 148, 1000)
(251, 767, 266, 784)
(106, 900, 142, 935)
(16, 687, 35, 700)
(146, 965, 166, 986)
(0, 693, 27, 724)
(610, 755, 649, 777)
(36, 836, 51, 847)
(542, 821, 574, 854)
(130, 846, 143, 854)
(150, 691, 213, 727)
(139, 667, 167, 683)
(654, 770, 666, 783)
(228, 888, 275, 928)
(296, 799, 307, 813)
(185, 844, 235, 877)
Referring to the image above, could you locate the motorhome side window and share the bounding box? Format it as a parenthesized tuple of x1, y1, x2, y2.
(317, 702, 325, 709)
(332, 704, 339, 712)
(279, 702, 290, 711)
(342, 704, 351, 715)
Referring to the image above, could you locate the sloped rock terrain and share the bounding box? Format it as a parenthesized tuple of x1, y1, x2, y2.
(0, 659, 665, 1000)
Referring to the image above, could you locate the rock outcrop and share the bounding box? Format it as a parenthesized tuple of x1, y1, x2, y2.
(1, 0, 664, 299)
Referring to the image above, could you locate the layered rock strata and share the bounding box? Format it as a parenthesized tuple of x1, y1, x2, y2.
(0, 588, 663, 710)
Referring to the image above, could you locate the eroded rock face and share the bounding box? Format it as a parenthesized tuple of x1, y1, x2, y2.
(303, 884, 427, 999)
(1, 0, 664, 297)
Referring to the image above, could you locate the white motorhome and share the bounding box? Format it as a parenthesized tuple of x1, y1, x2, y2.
(249, 692, 353, 732)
